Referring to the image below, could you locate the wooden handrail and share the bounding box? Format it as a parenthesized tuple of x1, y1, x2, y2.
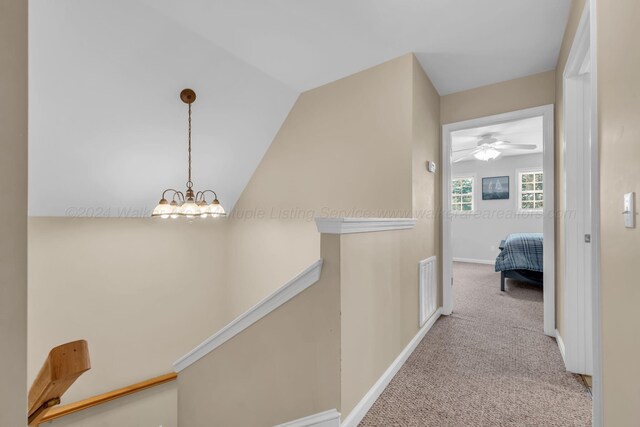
(28, 340, 91, 426)
(36, 372, 178, 424)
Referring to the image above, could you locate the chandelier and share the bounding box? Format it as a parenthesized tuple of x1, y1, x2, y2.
(152, 89, 226, 219)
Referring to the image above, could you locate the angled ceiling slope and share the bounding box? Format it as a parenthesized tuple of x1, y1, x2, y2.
(29, 0, 570, 217)
(29, 0, 298, 217)
(140, 0, 571, 94)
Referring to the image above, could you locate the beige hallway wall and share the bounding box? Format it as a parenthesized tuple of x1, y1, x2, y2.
(224, 54, 416, 318)
(597, 0, 640, 424)
(28, 218, 229, 426)
(440, 70, 556, 125)
(0, 0, 28, 424)
(412, 56, 442, 307)
(340, 57, 441, 416)
(178, 235, 341, 427)
(553, 0, 586, 342)
(339, 227, 428, 416)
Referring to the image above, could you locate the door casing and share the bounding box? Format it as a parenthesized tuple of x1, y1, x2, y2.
(441, 104, 555, 336)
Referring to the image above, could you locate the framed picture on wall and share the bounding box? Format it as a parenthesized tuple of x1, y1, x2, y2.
(482, 176, 509, 200)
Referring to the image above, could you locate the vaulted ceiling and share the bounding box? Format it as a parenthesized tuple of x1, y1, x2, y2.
(29, 0, 571, 216)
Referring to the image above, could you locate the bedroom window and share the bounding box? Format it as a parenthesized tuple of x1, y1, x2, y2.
(518, 170, 543, 211)
(451, 177, 474, 212)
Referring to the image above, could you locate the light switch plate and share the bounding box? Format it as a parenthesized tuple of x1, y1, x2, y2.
(427, 161, 436, 173)
(624, 192, 635, 228)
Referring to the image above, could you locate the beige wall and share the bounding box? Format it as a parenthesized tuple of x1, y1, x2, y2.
(412, 56, 443, 308)
(341, 59, 441, 415)
(28, 218, 229, 426)
(177, 54, 441, 424)
(339, 228, 424, 415)
(597, 0, 640, 424)
(0, 0, 28, 425)
(554, 0, 586, 341)
(224, 54, 416, 318)
(440, 70, 556, 125)
(178, 234, 342, 427)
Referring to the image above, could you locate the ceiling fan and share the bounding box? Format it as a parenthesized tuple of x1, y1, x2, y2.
(453, 133, 537, 163)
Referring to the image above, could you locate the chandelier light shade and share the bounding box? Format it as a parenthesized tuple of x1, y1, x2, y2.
(152, 89, 226, 219)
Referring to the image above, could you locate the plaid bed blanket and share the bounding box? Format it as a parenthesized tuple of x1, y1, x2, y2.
(495, 233, 543, 272)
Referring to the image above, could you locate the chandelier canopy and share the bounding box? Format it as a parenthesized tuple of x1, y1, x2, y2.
(152, 89, 225, 219)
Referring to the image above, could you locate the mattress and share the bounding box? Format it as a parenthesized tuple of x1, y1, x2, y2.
(495, 233, 543, 273)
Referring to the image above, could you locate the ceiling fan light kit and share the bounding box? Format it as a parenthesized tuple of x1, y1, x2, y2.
(474, 147, 501, 161)
(152, 89, 226, 219)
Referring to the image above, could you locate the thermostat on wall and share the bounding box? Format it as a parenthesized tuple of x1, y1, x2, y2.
(426, 161, 436, 173)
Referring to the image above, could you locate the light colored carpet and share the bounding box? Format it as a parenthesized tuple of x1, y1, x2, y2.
(359, 262, 591, 426)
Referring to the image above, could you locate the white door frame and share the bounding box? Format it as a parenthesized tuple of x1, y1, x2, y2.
(563, 1, 602, 425)
(441, 105, 555, 336)
(562, 1, 593, 376)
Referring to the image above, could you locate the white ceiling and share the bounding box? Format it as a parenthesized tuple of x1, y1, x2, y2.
(29, 0, 570, 216)
(140, 0, 571, 94)
(451, 116, 543, 163)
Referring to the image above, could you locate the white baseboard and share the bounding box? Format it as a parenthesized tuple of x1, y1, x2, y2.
(555, 329, 567, 367)
(453, 257, 495, 265)
(275, 409, 340, 427)
(341, 308, 442, 427)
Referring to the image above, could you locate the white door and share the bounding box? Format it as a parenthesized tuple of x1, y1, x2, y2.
(563, 28, 594, 375)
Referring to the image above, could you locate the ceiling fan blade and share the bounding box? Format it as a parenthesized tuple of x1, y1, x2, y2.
(452, 147, 479, 153)
(453, 155, 474, 163)
(453, 148, 482, 163)
(497, 143, 537, 150)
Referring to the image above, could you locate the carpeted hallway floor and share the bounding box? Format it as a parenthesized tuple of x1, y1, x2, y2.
(359, 262, 592, 426)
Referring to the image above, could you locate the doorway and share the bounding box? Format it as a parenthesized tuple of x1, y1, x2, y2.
(442, 105, 555, 336)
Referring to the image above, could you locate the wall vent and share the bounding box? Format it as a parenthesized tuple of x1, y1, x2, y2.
(419, 256, 437, 327)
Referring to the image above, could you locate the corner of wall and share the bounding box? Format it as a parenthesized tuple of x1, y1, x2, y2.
(0, 0, 28, 425)
(410, 55, 442, 305)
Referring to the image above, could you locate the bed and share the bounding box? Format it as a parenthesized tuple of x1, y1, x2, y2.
(495, 233, 543, 291)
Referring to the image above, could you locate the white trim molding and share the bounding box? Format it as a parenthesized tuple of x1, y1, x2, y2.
(173, 259, 323, 372)
(588, 0, 603, 424)
(274, 409, 341, 427)
(562, 0, 595, 378)
(341, 308, 442, 427)
(555, 329, 567, 367)
(314, 217, 416, 234)
(452, 257, 494, 265)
